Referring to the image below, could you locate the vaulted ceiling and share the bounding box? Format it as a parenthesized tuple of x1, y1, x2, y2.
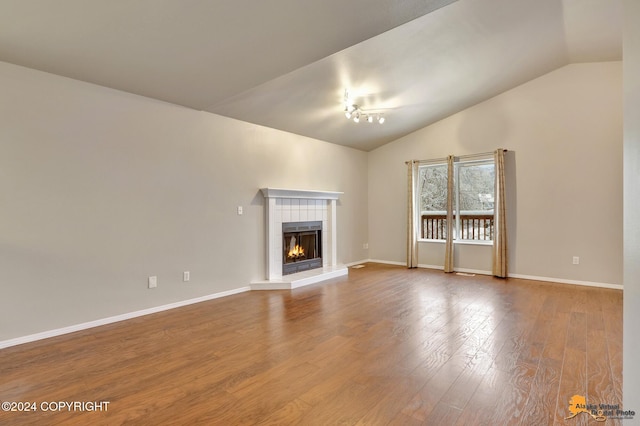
(0, 0, 621, 151)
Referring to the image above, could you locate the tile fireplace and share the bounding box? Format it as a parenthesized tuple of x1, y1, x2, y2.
(252, 188, 348, 289)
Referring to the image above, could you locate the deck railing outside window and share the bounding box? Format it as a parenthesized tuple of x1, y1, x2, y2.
(421, 211, 494, 241)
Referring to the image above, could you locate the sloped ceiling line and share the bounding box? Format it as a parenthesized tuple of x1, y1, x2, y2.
(0, 0, 621, 151)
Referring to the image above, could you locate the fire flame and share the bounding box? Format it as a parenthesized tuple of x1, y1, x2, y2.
(288, 245, 305, 258)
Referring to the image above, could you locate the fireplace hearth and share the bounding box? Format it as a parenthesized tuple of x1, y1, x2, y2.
(253, 188, 347, 290)
(282, 221, 322, 275)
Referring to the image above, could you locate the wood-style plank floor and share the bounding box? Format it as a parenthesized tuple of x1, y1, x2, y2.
(0, 263, 623, 425)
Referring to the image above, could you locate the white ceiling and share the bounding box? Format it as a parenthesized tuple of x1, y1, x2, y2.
(0, 0, 621, 151)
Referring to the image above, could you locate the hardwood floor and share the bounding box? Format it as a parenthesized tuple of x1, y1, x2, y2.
(0, 263, 623, 425)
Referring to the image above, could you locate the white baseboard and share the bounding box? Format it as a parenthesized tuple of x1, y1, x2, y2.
(0, 286, 251, 350)
(417, 263, 443, 270)
(454, 267, 492, 275)
(366, 258, 405, 266)
(418, 264, 492, 275)
(345, 259, 370, 267)
(3, 265, 621, 350)
(367, 260, 622, 289)
(508, 273, 623, 290)
(356, 260, 490, 276)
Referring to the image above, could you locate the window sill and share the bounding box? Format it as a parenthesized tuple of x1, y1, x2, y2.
(455, 240, 492, 246)
(418, 239, 493, 246)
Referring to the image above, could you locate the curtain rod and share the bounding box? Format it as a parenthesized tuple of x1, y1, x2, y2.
(404, 149, 507, 165)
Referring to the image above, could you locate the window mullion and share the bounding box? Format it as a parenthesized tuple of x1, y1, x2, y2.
(454, 163, 460, 240)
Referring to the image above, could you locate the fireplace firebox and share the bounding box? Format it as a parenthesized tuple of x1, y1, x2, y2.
(282, 221, 322, 275)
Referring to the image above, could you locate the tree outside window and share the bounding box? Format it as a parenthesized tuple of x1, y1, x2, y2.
(419, 159, 495, 241)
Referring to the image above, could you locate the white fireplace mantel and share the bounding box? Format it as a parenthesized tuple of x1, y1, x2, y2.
(260, 188, 343, 200)
(252, 188, 347, 290)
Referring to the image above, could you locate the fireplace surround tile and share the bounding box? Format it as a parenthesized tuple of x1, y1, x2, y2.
(253, 188, 347, 290)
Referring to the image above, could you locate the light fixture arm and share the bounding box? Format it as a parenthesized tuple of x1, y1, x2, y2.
(343, 89, 385, 124)
(344, 105, 385, 124)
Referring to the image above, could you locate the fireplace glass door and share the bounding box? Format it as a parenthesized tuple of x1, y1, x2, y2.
(282, 221, 322, 275)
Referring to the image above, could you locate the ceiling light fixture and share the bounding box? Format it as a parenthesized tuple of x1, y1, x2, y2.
(344, 104, 356, 119)
(343, 90, 386, 125)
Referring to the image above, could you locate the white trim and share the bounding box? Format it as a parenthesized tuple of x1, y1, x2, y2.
(261, 188, 341, 281)
(417, 263, 444, 270)
(5, 267, 619, 350)
(508, 274, 623, 290)
(260, 188, 343, 200)
(454, 267, 492, 275)
(453, 240, 493, 246)
(367, 258, 406, 266)
(367, 261, 623, 289)
(346, 259, 369, 267)
(417, 239, 492, 246)
(0, 287, 251, 349)
(327, 199, 338, 266)
(417, 264, 492, 275)
(251, 265, 348, 290)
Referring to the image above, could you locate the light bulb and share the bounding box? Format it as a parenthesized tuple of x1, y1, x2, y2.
(378, 115, 385, 124)
(367, 115, 373, 123)
(345, 110, 352, 119)
(353, 113, 360, 123)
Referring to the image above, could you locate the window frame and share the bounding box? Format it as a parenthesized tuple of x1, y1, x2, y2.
(418, 156, 495, 244)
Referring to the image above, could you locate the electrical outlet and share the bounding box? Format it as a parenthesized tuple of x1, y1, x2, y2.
(148, 276, 157, 288)
(237, 206, 243, 215)
(572, 256, 580, 265)
(183, 271, 190, 282)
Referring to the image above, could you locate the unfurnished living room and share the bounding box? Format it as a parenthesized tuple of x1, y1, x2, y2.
(1, 1, 638, 425)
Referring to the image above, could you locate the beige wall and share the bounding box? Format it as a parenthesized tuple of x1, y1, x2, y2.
(623, 0, 640, 412)
(0, 61, 369, 341)
(0, 58, 626, 345)
(369, 62, 623, 285)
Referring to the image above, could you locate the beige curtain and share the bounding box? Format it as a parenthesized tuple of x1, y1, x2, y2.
(492, 148, 508, 277)
(444, 155, 455, 273)
(407, 160, 419, 268)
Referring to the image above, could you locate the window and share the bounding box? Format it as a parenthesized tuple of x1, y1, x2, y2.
(419, 158, 495, 242)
